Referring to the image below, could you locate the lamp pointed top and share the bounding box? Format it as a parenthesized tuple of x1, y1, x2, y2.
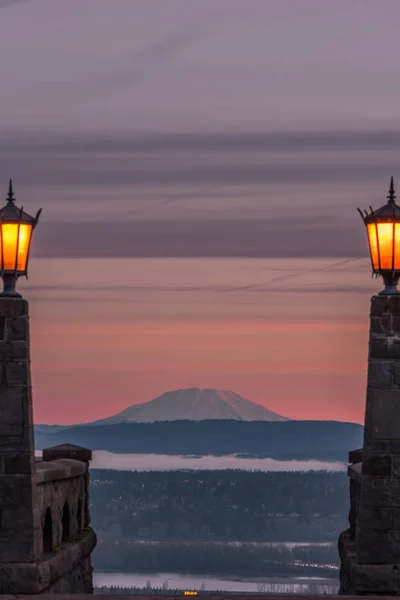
(7, 179, 15, 204)
(388, 176, 396, 204)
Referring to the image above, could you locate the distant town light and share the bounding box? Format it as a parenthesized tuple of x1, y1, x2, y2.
(358, 176, 400, 294)
(0, 180, 41, 297)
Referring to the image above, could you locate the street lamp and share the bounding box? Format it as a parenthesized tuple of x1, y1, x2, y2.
(0, 180, 41, 298)
(358, 176, 400, 295)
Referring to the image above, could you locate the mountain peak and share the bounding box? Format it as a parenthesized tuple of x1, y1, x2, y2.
(93, 388, 289, 425)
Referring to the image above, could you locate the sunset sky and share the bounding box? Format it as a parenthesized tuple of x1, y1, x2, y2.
(1, 0, 400, 424)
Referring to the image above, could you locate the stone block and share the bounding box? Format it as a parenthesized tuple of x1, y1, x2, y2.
(358, 507, 392, 529)
(370, 314, 393, 335)
(0, 476, 34, 506)
(0, 341, 28, 361)
(362, 454, 392, 476)
(357, 529, 400, 563)
(393, 457, 400, 477)
(0, 528, 37, 562)
(367, 359, 394, 387)
(394, 316, 400, 334)
(352, 563, 400, 594)
(358, 475, 400, 509)
(0, 385, 24, 436)
(364, 439, 400, 454)
(5, 315, 28, 342)
(388, 295, 400, 315)
(0, 298, 28, 318)
(364, 388, 400, 441)
(1, 505, 39, 531)
(349, 448, 363, 463)
(369, 337, 400, 359)
(3, 453, 34, 475)
(370, 295, 389, 316)
(0, 360, 29, 386)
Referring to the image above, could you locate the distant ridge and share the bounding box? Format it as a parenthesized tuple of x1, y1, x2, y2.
(90, 388, 289, 425)
(34, 420, 363, 461)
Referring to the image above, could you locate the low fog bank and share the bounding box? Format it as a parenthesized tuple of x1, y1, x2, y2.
(89, 451, 346, 472)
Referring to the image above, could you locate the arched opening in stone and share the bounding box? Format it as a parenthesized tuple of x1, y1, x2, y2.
(77, 499, 82, 532)
(43, 508, 53, 553)
(62, 502, 70, 542)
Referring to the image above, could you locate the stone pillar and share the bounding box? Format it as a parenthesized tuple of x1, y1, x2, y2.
(357, 295, 400, 566)
(0, 298, 40, 563)
(339, 294, 400, 594)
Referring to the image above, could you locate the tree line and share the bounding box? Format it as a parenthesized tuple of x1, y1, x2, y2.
(90, 469, 349, 542)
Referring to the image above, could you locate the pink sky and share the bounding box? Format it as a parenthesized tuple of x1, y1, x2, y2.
(24, 257, 374, 425)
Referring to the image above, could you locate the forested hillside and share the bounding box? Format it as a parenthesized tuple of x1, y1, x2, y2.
(37, 419, 362, 460)
(90, 469, 348, 542)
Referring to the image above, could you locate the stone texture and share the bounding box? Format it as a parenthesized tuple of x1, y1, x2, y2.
(364, 388, 400, 443)
(367, 360, 393, 387)
(357, 529, 400, 564)
(339, 294, 400, 593)
(0, 298, 96, 594)
(0, 530, 96, 594)
(5, 315, 29, 341)
(0, 386, 24, 436)
(362, 454, 392, 476)
(348, 448, 363, 464)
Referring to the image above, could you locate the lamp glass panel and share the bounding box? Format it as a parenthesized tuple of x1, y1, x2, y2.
(17, 224, 32, 271)
(367, 223, 379, 270)
(377, 222, 394, 270)
(1, 223, 18, 270)
(395, 223, 400, 270)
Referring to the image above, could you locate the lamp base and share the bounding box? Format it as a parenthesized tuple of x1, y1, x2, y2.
(379, 276, 400, 295)
(0, 274, 21, 298)
(0, 290, 22, 298)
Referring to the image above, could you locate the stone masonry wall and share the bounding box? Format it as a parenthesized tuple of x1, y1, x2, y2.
(339, 295, 400, 595)
(0, 296, 96, 594)
(46, 557, 93, 594)
(36, 473, 85, 554)
(0, 298, 40, 563)
(357, 294, 400, 566)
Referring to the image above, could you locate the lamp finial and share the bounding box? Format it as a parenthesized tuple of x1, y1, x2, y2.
(388, 176, 396, 204)
(7, 179, 15, 204)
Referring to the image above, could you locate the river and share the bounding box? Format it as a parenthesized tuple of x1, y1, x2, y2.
(94, 571, 339, 594)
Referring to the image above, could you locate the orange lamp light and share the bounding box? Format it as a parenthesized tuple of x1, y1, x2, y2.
(358, 177, 400, 295)
(0, 180, 41, 298)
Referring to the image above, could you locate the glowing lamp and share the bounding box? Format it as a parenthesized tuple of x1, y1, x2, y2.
(0, 180, 41, 298)
(358, 177, 400, 295)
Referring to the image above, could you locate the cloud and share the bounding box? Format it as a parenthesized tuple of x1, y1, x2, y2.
(0, 0, 31, 8)
(31, 216, 366, 259)
(77, 27, 204, 98)
(0, 129, 399, 187)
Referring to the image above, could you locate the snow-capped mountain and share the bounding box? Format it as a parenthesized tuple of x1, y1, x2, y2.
(91, 388, 289, 424)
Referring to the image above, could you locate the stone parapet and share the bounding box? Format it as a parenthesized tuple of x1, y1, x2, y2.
(0, 529, 96, 594)
(36, 459, 87, 484)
